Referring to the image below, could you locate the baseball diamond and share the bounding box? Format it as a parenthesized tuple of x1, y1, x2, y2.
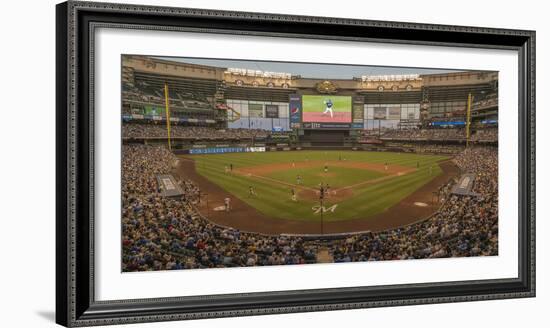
(178, 151, 451, 233)
(121, 55, 498, 271)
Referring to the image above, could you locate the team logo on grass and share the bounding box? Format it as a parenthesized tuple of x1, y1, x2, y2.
(312, 204, 338, 214)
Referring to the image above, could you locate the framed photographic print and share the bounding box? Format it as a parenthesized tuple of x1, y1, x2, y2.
(56, 1, 535, 326)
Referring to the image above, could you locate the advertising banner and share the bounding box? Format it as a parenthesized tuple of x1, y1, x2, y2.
(246, 147, 266, 152)
(189, 147, 243, 154)
(125, 114, 214, 124)
(352, 96, 365, 123)
(431, 121, 466, 126)
(289, 94, 302, 124)
(189, 147, 266, 154)
(388, 106, 401, 120)
(248, 103, 264, 118)
(373, 107, 387, 119)
(302, 122, 351, 129)
(353, 109, 364, 122)
(265, 104, 279, 118)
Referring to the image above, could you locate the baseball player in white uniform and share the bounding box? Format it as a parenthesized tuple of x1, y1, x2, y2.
(323, 99, 334, 118)
(224, 197, 231, 212)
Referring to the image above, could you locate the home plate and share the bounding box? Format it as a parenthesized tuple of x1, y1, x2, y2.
(213, 206, 227, 211)
(414, 202, 428, 207)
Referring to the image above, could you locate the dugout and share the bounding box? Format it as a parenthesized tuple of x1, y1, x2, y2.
(156, 174, 184, 198)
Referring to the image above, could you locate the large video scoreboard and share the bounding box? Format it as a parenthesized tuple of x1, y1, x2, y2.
(289, 94, 364, 130)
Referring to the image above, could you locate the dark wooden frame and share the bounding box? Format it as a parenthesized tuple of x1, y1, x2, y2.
(56, 1, 536, 326)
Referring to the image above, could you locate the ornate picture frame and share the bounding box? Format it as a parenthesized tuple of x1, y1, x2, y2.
(56, 1, 535, 326)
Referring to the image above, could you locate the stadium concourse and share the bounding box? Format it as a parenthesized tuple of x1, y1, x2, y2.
(122, 139, 497, 271)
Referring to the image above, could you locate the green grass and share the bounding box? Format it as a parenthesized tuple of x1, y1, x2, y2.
(266, 166, 385, 189)
(185, 151, 448, 222)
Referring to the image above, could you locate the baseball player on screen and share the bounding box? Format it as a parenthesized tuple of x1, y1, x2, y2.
(322, 98, 334, 118)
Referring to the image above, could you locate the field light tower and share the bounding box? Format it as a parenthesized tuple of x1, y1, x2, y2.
(164, 82, 172, 151)
(466, 92, 472, 147)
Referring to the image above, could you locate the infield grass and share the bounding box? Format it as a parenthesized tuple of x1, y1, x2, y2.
(267, 166, 385, 189)
(184, 151, 448, 222)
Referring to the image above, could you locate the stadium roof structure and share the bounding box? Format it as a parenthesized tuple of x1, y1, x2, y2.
(123, 55, 498, 112)
(155, 56, 464, 80)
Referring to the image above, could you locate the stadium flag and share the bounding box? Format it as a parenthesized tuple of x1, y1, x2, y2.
(164, 82, 172, 151)
(466, 93, 472, 147)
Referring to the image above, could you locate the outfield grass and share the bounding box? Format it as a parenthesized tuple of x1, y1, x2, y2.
(266, 165, 385, 189)
(185, 151, 448, 222)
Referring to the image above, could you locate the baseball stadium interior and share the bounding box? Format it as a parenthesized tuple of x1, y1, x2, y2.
(121, 55, 498, 271)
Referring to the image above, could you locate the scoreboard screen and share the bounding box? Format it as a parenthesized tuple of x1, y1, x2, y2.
(302, 95, 352, 123)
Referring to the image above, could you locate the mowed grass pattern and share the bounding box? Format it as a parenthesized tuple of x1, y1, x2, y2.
(185, 151, 448, 222)
(267, 166, 385, 189)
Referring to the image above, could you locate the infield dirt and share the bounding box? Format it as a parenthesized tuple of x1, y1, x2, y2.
(174, 157, 459, 235)
(233, 160, 415, 202)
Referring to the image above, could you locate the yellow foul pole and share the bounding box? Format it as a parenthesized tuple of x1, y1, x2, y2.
(466, 93, 472, 147)
(164, 82, 172, 151)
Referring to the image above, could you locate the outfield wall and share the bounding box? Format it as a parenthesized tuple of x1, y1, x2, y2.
(172, 144, 465, 155)
(124, 137, 495, 156)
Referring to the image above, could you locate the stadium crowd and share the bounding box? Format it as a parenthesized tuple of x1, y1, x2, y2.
(331, 146, 498, 261)
(412, 144, 466, 154)
(470, 128, 498, 142)
(472, 94, 498, 110)
(122, 123, 270, 139)
(380, 128, 497, 143)
(122, 144, 317, 271)
(122, 143, 498, 271)
(381, 128, 466, 140)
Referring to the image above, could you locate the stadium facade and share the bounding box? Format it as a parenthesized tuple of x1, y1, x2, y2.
(120, 55, 499, 270)
(122, 55, 498, 152)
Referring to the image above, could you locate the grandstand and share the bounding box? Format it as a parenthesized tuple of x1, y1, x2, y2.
(121, 55, 498, 271)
